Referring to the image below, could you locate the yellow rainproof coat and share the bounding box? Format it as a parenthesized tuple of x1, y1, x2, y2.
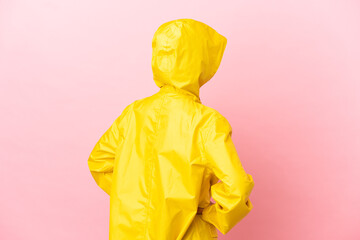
(88, 18, 254, 240)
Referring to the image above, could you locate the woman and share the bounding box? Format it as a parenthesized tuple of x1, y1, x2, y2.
(88, 18, 254, 240)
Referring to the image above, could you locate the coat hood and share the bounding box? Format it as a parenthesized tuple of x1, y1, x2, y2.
(151, 18, 227, 101)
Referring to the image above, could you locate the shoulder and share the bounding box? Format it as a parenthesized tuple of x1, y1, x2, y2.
(198, 105, 232, 140)
(113, 100, 137, 124)
(200, 104, 231, 125)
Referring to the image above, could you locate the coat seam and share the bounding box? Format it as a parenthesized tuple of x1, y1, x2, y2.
(144, 95, 167, 239)
(199, 115, 228, 238)
(200, 115, 226, 168)
(113, 103, 134, 175)
(119, 102, 135, 146)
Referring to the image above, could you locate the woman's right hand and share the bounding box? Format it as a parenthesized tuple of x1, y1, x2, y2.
(197, 202, 215, 215)
(197, 207, 204, 215)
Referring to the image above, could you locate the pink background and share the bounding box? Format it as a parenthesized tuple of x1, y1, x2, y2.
(1, 0, 359, 239)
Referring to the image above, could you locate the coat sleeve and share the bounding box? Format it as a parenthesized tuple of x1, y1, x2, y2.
(87, 104, 132, 196)
(200, 115, 255, 235)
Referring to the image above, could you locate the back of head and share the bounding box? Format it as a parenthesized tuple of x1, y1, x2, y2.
(151, 18, 227, 99)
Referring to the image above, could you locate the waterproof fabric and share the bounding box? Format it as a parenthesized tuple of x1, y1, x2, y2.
(88, 18, 254, 240)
